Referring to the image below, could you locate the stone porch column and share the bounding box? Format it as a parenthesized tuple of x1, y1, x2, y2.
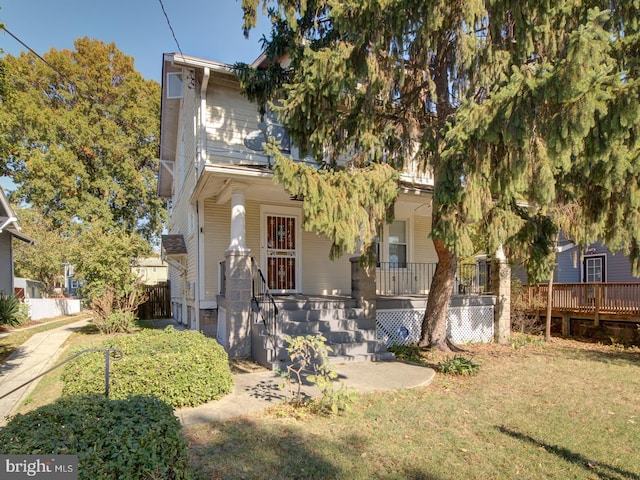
(491, 245, 511, 344)
(351, 256, 377, 326)
(222, 185, 252, 358)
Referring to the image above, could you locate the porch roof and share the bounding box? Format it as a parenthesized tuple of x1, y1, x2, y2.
(161, 234, 187, 256)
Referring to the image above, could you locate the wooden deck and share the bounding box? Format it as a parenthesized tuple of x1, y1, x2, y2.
(520, 283, 640, 331)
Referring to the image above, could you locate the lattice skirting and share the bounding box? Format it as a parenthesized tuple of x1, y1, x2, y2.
(377, 305, 495, 346)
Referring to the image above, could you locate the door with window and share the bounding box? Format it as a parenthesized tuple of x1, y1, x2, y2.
(265, 214, 299, 293)
(583, 255, 605, 306)
(583, 256, 605, 283)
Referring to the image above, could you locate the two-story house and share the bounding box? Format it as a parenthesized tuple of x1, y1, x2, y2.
(159, 53, 496, 368)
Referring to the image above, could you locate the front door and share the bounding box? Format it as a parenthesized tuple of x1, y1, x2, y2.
(265, 214, 299, 293)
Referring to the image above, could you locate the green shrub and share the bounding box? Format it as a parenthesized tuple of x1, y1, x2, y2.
(279, 334, 357, 415)
(0, 292, 26, 327)
(387, 344, 424, 364)
(438, 355, 480, 376)
(0, 394, 193, 480)
(62, 326, 234, 407)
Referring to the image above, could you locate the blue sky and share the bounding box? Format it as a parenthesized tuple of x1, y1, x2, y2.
(0, 0, 271, 191)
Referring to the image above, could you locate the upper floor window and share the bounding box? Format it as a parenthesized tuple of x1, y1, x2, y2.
(167, 72, 183, 99)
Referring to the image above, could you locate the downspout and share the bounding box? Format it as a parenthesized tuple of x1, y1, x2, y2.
(194, 67, 210, 332)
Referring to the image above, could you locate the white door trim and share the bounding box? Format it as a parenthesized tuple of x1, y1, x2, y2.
(260, 205, 302, 293)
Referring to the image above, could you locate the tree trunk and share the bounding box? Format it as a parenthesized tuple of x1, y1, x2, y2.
(545, 232, 560, 341)
(419, 236, 458, 351)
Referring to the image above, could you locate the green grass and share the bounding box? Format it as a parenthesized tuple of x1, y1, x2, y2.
(8, 325, 640, 480)
(186, 340, 640, 480)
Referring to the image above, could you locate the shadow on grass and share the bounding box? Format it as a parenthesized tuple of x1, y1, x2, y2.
(530, 344, 640, 368)
(187, 418, 445, 480)
(497, 425, 640, 480)
(74, 323, 101, 335)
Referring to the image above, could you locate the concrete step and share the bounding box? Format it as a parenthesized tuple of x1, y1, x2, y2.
(279, 308, 365, 322)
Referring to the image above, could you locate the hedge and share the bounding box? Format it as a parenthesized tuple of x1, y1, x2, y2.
(62, 326, 234, 408)
(0, 394, 193, 479)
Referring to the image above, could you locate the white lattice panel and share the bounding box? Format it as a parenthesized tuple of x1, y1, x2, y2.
(377, 309, 423, 346)
(446, 306, 494, 344)
(377, 305, 494, 346)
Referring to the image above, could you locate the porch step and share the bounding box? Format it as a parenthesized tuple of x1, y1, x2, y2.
(252, 296, 393, 370)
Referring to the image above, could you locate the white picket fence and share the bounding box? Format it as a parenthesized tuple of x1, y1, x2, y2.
(25, 298, 81, 320)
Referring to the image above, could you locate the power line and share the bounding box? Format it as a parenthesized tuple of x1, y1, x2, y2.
(157, 0, 184, 59)
(1, 26, 68, 80)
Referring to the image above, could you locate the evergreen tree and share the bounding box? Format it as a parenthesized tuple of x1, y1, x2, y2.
(238, 1, 639, 350)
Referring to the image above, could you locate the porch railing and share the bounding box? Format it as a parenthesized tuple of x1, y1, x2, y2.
(376, 262, 491, 296)
(520, 283, 640, 316)
(250, 257, 279, 349)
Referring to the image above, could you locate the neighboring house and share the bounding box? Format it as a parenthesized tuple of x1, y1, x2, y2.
(514, 238, 640, 285)
(132, 257, 169, 286)
(13, 277, 44, 299)
(0, 187, 33, 294)
(159, 53, 497, 366)
(554, 241, 640, 284)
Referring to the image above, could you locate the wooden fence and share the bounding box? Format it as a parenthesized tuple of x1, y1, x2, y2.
(137, 283, 171, 319)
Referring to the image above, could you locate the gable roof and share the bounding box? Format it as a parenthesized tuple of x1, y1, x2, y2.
(0, 187, 34, 244)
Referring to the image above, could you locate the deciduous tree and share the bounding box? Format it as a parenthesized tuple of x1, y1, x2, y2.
(238, 1, 639, 350)
(0, 38, 164, 240)
(2, 38, 163, 306)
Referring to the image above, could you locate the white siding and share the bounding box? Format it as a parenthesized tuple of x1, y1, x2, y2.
(301, 232, 352, 295)
(203, 200, 230, 300)
(205, 77, 268, 165)
(413, 215, 437, 263)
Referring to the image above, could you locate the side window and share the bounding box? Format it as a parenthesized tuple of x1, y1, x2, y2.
(167, 72, 184, 99)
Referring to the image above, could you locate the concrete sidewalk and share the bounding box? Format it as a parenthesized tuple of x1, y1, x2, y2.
(0, 318, 92, 425)
(176, 361, 436, 427)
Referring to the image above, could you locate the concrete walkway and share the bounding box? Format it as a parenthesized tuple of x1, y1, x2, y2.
(0, 317, 92, 425)
(0, 317, 436, 428)
(176, 361, 435, 427)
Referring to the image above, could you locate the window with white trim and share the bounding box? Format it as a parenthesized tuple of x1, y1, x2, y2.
(375, 220, 408, 268)
(167, 72, 183, 99)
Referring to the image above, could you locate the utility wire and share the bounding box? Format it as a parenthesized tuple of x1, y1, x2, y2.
(1, 25, 68, 80)
(157, 0, 185, 59)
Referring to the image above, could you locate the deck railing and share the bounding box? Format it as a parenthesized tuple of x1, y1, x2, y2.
(376, 262, 490, 296)
(521, 283, 640, 316)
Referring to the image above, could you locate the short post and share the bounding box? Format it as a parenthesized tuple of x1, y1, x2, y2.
(562, 312, 571, 337)
(594, 284, 601, 327)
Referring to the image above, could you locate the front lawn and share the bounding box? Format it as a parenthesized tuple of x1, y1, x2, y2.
(186, 339, 640, 480)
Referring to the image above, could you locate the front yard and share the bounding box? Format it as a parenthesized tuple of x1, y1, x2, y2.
(186, 339, 640, 480)
(6, 324, 640, 480)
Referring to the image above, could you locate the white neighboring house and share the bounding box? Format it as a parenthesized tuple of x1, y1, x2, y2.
(132, 257, 169, 286)
(158, 53, 498, 367)
(0, 187, 33, 295)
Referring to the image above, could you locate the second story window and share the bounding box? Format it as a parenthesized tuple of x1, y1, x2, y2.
(167, 72, 183, 99)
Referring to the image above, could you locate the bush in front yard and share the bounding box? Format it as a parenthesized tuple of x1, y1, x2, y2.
(0, 292, 29, 327)
(62, 326, 234, 407)
(0, 394, 193, 479)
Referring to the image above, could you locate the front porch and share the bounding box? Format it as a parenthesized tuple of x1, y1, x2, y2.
(215, 253, 499, 369)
